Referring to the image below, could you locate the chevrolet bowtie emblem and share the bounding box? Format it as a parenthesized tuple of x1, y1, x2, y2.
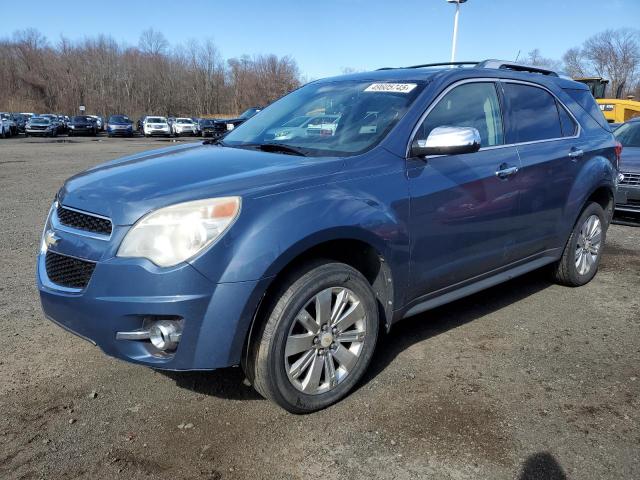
(44, 230, 60, 249)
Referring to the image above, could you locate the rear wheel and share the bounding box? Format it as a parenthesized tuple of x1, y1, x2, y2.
(553, 202, 607, 287)
(245, 262, 379, 413)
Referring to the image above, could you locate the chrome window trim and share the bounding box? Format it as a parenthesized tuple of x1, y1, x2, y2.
(53, 203, 113, 241)
(406, 77, 583, 158)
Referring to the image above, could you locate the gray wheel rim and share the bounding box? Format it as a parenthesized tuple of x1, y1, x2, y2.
(575, 214, 602, 276)
(284, 287, 367, 395)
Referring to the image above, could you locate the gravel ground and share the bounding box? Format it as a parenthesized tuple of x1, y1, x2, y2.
(1, 135, 639, 480)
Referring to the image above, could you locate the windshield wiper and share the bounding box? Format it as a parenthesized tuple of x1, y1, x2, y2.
(253, 143, 308, 156)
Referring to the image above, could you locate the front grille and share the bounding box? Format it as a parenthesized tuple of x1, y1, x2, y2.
(45, 251, 96, 289)
(57, 205, 112, 235)
(627, 199, 640, 206)
(620, 172, 640, 186)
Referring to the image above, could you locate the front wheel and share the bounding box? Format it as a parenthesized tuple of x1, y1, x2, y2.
(245, 262, 379, 413)
(553, 201, 607, 287)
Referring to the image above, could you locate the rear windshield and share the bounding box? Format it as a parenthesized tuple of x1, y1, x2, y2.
(563, 88, 608, 129)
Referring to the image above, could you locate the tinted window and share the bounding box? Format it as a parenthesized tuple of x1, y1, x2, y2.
(614, 121, 640, 147)
(557, 101, 578, 137)
(504, 83, 562, 143)
(563, 88, 608, 129)
(416, 82, 504, 148)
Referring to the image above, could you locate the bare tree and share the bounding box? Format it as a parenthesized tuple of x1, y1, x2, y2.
(562, 28, 640, 97)
(138, 28, 169, 56)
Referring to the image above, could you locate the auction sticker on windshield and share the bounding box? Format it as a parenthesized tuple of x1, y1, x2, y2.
(364, 83, 417, 93)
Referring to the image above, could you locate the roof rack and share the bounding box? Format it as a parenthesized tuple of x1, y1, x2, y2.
(476, 60, 559, 77)
(376, 59, 560, 77)
(377, 61, 478, 71)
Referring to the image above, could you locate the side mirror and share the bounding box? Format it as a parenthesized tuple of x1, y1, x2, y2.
(411, 126, 481, 157)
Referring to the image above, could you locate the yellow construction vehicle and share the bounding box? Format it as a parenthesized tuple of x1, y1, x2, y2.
(574, 77, 640, 124)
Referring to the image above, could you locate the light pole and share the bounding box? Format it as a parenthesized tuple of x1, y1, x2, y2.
(447, 0, 467, 63)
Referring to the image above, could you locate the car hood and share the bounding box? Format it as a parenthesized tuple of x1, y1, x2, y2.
(619, 146, 640, 173)
(58, 143, 343, 225)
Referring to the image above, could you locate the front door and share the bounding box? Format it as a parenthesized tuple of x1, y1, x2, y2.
(406, 81, 521, 301)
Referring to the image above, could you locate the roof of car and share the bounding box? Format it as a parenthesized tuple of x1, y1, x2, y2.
(316, 60, 588, 91)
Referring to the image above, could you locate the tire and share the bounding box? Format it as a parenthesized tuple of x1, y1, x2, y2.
(552, 202, 607, 287)
(245, 261, 379, 413)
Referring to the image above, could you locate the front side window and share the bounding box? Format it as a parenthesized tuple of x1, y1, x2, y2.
(224, 80, 426, 156)
(415, 82, 504, 148)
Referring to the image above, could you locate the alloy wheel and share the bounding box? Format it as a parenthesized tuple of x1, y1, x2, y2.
(575, 214, 602, 275)
(284, 287, 367, 395)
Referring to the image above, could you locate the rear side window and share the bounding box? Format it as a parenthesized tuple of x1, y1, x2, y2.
(563, 88, 608, 129)
(416, 82, 504, 148)
(557, 101, 578, 137)
(504, 83, 562, 143)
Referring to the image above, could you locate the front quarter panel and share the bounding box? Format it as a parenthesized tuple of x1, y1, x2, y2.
(188, 148, 411, 306)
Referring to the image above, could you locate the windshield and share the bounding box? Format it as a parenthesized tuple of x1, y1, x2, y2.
(72, 116, 93, 122)
(224, 80, 425, 156)
(177, 119, 193, 124)
(147, 117, 166, 123)
(239, 108, 260, 119)
(31, 118, 50, 125)
(201, 120, 214, 126)
(109, 115, 129, 123)
(614, 122, 640, 147)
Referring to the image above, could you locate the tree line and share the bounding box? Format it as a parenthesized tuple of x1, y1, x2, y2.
(1, 27, 639, 120)
(0, 28, 301, 118)
(523, 28, 640, 100)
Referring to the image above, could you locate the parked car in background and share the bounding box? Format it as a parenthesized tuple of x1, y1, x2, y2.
(107, 115, 134, 137)
(614, 118, 640, 216)
(68, 115, 98, 136)
(137, 116, 147, 133)
(172, 117, 198, 136)
(0, 112, 18, 136)
(39, 114, 63, 132)
(88, 115, 104, 131)
(199, 119, 218, 137)
(10, 113, 29, 133)
(25, 116, 58, 137)
(207, 108, 263, 138)
(143, 116, 171, 137)
(57, 115, 68, 134)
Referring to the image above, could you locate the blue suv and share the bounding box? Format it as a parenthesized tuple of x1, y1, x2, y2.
(37, 60, 619, 412)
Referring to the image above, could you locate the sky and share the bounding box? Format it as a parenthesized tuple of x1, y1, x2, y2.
(1, 0, 638, 79)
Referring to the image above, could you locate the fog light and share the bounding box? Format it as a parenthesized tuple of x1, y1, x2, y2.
(149, 320, 182, 351)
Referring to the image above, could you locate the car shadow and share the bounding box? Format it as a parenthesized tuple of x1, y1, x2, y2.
(517, 452, 567, 480)
(163, 268, 553, 401)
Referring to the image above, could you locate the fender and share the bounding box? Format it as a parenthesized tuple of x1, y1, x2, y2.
(562, 147, 616, 241)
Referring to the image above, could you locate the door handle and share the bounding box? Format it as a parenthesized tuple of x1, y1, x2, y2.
(568, 149, 584, 159)
(495, 166, 519, 179)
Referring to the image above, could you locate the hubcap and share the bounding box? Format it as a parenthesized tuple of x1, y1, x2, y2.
(284, 287, 367, 395)
(575, 214, 602, 276)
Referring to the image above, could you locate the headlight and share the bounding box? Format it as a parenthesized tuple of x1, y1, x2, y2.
(226, 123, 235, 131)
(117, 197, 241, 267)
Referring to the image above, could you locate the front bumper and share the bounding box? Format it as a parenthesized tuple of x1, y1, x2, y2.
(108, 127, 133, 136)
(37, 252, 268, 370)
(26, 128, 53, 135)
(615, 185, 640, 213)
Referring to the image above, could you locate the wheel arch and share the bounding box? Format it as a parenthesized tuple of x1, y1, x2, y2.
(241, 234, 396, 372)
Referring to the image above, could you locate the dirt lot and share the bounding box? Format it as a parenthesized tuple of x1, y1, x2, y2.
(1, 136, 639, 480)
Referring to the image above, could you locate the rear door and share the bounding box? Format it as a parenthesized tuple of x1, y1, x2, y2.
(406, 81, 522, 300)
(501, 81, 582, 259)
